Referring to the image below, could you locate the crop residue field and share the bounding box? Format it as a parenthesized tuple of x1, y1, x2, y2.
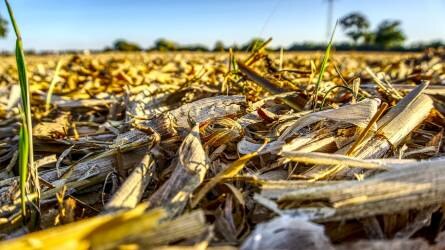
(0, 50, 445, 249)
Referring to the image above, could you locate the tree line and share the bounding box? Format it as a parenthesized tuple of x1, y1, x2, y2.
(104, 13, 442, 52)
(107, 38, 444, 53)
(0, 12, 443, 53)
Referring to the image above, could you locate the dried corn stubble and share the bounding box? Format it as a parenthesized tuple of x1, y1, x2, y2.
(0, 49, 444, 248)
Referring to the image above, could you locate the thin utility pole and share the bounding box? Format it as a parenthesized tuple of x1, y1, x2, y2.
(326, 0, 335, 39)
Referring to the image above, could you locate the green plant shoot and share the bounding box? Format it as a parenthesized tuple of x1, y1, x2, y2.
(313, 20, 337, 111)
(5, 0, 39, 217)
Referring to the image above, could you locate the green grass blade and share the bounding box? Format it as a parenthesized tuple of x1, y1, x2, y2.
(312, 21, 337, 111)
(5, 0, 39, 218)
(18, 110, 29, 216)
(4, 0, 21, 39)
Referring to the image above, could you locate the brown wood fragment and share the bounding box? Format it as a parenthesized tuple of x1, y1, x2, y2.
(105, 154, 155, 211)
(148, 125, 209, 216)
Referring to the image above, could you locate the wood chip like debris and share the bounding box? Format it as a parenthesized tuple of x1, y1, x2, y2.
(0, 49, 444, 249)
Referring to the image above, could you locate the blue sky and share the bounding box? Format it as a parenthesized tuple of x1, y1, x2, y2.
(0, 0, 444, 51)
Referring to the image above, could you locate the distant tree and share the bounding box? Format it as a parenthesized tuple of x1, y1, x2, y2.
(182, 44, 209, 51)
(363, 32, 375, 45)
(241, 38, 266, 51)
(230, 43, 240, 51)
(25, 49, 36, 55)
(154, 38, 177, 51)
(288, 41, 323, 51)
(374, 20, 406, 49)
(112, 39, 142, 51)
(339, 12, 370, 46)
(0, 14, 7, 38)
(427, 40, 445, 48)
(213, 41, 225, 52)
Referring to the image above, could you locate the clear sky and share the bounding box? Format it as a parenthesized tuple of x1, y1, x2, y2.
(0, 0, 444, 51)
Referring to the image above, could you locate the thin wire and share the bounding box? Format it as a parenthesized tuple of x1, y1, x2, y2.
(245, 0, 282, 53)
(258, 0, 282, 37)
